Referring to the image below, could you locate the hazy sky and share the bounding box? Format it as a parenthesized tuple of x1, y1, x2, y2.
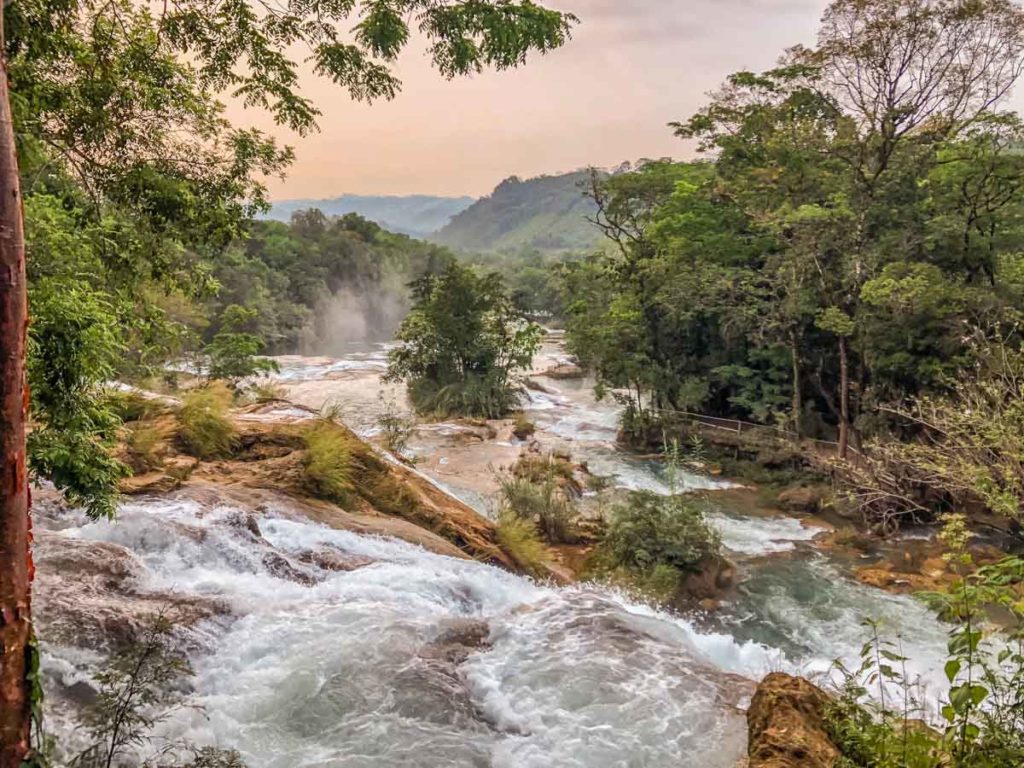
(235, 1, 832, 200)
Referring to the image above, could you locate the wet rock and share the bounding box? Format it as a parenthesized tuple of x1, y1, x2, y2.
(389, 619, 493, 727)
(853, 565, 943, 593)
(261, 552, 320, 586)
(34, 534, 231, 653)
(541, 363, 585, 380)
(120, 471, 182, 495)
(524, 377, 559, 395)
(777, 486, 827, 513)
(747, 672, 840, 768)
(419, 619, 491, 664)
(225, 510, 264, 540)
(678, 554, 738, 605)
(298, 547, 375, 572)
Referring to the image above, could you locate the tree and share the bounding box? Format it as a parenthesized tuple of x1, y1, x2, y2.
(203, 305, 278, 385)
(0, 1, 577, 763)
(386, 262, 541, 418)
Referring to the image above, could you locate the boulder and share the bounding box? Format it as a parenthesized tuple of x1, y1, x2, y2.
(541, 363, 585, 380)
(677, 553, 737, 605)
(777, 485, 827, 513)
(747, 673, 840, 768)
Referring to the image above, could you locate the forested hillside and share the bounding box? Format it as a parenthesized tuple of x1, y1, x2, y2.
(432, 170, 601, 253)
(208, 211, 454, 354)
(265, 194, 475, 237)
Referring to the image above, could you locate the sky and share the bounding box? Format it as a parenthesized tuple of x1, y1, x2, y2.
(232, 1, 833, 200)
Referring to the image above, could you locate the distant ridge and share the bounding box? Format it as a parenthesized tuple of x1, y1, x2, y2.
(431, 170, 602, 254)
(265, 193, 475, 238)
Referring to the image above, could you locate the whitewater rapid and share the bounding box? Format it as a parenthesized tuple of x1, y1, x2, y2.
(38, 338, 954, 766)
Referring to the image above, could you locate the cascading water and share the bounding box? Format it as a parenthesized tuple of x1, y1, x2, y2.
(39, 337, 954, 765)
(42, 499, 758, 767)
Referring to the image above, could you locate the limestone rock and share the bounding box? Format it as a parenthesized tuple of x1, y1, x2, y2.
(747, 673, 840, 768)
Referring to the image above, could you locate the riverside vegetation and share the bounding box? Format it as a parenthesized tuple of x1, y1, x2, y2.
(6, 0, 1024, 766)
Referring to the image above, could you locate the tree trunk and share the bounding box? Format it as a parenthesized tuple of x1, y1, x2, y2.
(789, 329, 801, 436)
(0, 4, 31, 764)
(838, 335, 849, 461)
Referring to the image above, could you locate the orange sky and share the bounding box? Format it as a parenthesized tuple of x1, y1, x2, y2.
(226, 0, 1005, 200)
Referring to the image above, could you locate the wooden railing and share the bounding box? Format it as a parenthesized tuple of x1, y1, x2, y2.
(648, 407, 867, 464)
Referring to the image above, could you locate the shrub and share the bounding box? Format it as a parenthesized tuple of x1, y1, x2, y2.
(204, 304, 279, 386)
(69, 614, 249, 768)
(496, 510, 549, 577)
(385, 262, 541, 419)
(826, 517, 1024, 768)
(376, 397, 416, 458)
(176, 384, 237, 460)
(500, 473, 578, 544)
(599, 490, 720, 574)
(512, 412, 536, 440)
(302, 421, 356, 505)
(107, 390, 154, 422)
(408, 373, 523, 419)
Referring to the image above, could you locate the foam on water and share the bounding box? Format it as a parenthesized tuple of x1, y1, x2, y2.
(710, 512, 823, 555)
(50, 500, 757, 767)
(44, 486, 954, 767)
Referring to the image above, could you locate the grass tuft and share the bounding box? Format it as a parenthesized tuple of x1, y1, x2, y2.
(496, 510, 549, 577)
(302, 421, 356, 505)
(176, 384, 237, 460)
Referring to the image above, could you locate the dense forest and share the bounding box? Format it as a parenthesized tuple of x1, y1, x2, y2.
(433, 170, 601, 254)
(265, 193, 474, 238)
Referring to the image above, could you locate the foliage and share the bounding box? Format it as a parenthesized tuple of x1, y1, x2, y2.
(495, 509, 549, 578)
(203, 305, 279, 385)
(564, 0, 1024, 481)
(828, 515, 1024, 767)
(386, 262, 542, 418)
(843, 337, 1024, 528)
(598, 491, 721, 575)
(375, 397, 416, 459)
(302, 421, 356, 505)
(175, 385, 237, 460)
(10, 0, 574, 536)
(209, 211, 457, 353)
(71, 616, 191, 768)
(27, 278, 130, 519)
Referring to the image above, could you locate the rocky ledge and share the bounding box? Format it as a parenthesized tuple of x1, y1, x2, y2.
(747, 673, 840, 768)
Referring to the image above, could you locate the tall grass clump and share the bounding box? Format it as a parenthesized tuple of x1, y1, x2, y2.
(176, 384, 237, 459)
(496, 510, 549, 578)
(500, 472, 578, 544)
(125, 420, 173, 473)
(302, 421, 356, 505)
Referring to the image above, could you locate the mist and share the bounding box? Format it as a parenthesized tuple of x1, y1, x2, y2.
(298, 284, 410, 356)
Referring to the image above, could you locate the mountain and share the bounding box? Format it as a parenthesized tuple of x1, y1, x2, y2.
(431, 171, 602, 254)
(265, 194, 476, 238)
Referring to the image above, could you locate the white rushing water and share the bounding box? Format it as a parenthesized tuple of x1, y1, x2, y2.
(45, 499, 758, 767)
(40, 340, 956, 766)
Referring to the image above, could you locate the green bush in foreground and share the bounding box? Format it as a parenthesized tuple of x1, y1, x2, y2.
(827, 515, 1024, 768)
(176, 384, 238, 460)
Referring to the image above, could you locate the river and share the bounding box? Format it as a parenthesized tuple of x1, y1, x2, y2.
(37, 334, 952, 767)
